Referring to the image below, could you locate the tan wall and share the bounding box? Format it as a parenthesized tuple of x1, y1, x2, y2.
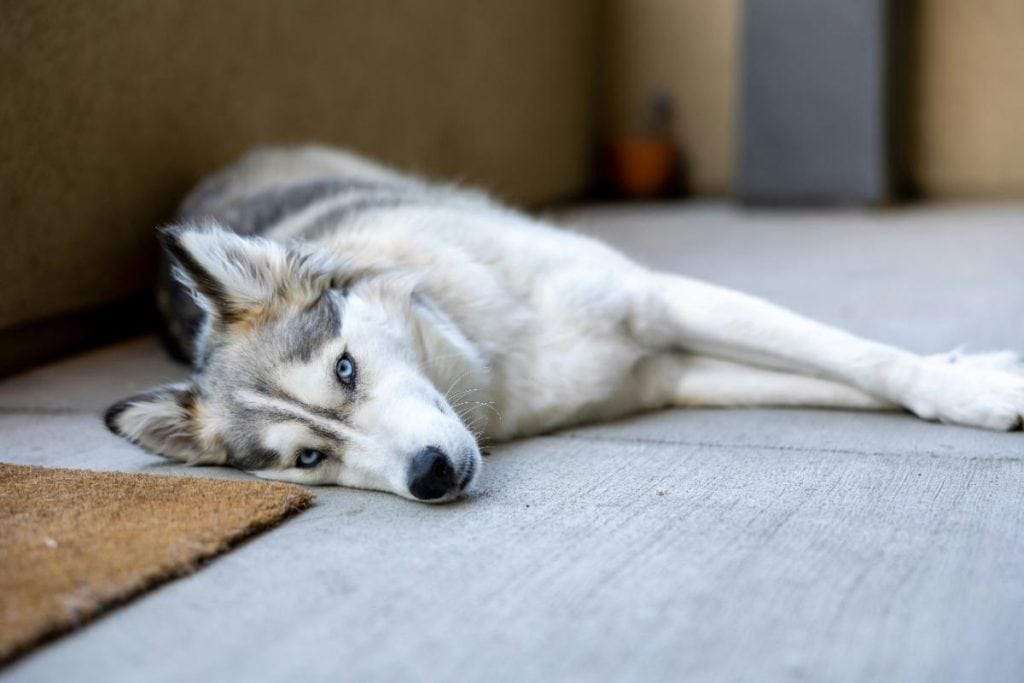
(604, 0, 1024, 198)
(0, 0, 599, 335)
(603, 0, 739, 195)
(911, 0, 1024, 196)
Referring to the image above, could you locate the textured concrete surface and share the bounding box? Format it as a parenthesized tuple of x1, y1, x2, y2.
(2, 202, 1023, 682)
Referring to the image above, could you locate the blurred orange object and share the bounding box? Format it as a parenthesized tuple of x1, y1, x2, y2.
(606, 136, 678, 199)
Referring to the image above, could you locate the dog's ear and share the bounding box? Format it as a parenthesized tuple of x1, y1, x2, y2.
(160, 224, 335, 322)
(104, 382, 224, 465)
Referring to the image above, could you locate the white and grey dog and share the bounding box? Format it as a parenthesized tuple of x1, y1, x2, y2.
(105, 146, 1024, 502)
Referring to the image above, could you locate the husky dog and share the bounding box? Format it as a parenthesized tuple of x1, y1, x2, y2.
(105, 146, 1024, 502)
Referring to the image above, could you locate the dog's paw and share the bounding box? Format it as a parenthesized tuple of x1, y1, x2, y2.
(906, 352, 1024, 431)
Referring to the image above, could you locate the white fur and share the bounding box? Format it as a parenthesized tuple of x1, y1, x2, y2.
(275, 350, 345, 409)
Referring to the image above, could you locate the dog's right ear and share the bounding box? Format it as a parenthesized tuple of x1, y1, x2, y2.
(161, 224, 294, 323)
(160, 224, 336, 323)
(104, 382, 225, 465)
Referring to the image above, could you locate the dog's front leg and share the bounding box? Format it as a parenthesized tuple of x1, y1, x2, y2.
(630, 273, 1024, 431)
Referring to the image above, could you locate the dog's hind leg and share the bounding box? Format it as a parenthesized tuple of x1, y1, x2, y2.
(628, 273, 1024, 431)
(635, 355, 894, 411)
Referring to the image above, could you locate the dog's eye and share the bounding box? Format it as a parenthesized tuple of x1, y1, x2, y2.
(335, 353, 357, 386)
(296, 449, 326, 469)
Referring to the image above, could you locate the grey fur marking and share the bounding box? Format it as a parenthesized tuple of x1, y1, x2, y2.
(281, 290, 344, 362)
(299, 194, 427, 240)
(196, 178, 393, 235)
(227, 401, 345, 471)
(226, 439, 280, 470)
(253, 378, 352, 424)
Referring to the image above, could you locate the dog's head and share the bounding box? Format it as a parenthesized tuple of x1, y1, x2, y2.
(105, 225, 485, 502)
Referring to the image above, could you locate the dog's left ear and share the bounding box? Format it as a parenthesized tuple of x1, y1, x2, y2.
(161, 224, 334, 323)
(104, 382, 225, 465)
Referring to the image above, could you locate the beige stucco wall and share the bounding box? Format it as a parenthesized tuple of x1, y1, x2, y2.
(604, 0, 1024, 198)
(911, 0, 1024, 196)
(0, 0, 599, 334)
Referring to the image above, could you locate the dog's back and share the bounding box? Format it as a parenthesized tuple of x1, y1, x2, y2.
(177, 146, 418, 225)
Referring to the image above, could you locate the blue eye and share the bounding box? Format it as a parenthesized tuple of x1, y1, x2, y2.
(296, 449, 325, 469)
(335, 354, 356, 385)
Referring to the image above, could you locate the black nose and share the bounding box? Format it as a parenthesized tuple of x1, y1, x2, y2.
(407, 446, 458, 500)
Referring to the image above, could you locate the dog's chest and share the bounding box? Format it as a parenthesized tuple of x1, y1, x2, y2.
(483, 282, 648, 439)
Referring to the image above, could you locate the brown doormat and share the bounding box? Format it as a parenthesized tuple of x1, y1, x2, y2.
(0, 463, 313, 665)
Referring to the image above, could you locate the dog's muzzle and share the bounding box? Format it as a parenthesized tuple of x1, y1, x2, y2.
(407, 446, 475, 501)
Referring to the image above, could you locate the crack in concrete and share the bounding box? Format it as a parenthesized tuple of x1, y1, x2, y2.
(552, 431, 1023, 463)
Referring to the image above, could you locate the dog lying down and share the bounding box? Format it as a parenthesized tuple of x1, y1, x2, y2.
(105, 146, 1024, 502)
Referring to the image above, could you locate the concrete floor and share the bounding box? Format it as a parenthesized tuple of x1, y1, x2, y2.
(2, 202, 1023, 682)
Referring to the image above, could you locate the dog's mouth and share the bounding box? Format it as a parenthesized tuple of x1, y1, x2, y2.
(457, 456, 478, 492)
